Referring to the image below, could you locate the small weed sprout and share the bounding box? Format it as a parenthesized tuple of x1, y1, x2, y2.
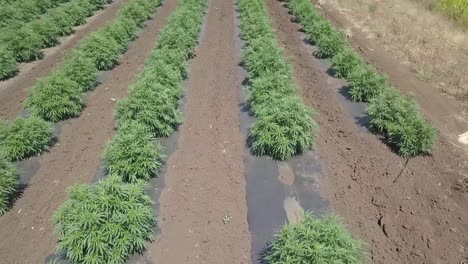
(417, 64, 432, 81)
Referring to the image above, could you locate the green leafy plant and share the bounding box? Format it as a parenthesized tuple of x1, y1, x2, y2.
(54, 176, 155, 264)
(265, 213, 364, 264)
(119, 0, 157, 26)
(0, 47, 17, 80)
(57, 52, 98, 91)
(6, 27, 44, 62)
(116, 90, 183, 137)
(0, 0, 112, 81)
(77, 33, 122, 70)
(331, 48, 364, 78)
(28, 19, 61, 48)
(315, 30, 346, 59)
(249, 97, 318, 160)
(0, 158, 20, 215)
(238, 0, 318, 160)
(26, 74, 83, 122)
(103, 122, 164, 183)
(348, 65, 388, 102)
(102, 19, 139, 50)
(0, 0, 68, 29)
(368, 88, 437, 156)
(0, 117, 54, 161)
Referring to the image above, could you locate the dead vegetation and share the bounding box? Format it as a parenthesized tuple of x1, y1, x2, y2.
(320, 0, 468, 101)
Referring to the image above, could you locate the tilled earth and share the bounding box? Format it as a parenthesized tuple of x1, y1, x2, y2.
(0, 0, 466, 263)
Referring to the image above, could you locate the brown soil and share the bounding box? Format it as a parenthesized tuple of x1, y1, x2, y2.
(265, 0, 468, 263)
(146, 0, 251, 262)
(0, 0, 179, 262)
(0, 0, 127, 120)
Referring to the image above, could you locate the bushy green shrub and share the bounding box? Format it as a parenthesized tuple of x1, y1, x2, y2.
(238, 0, 318, 160)
(244, 37, 292, 79)
(103, 19, 139, 50)
(0, 0, 108, 77)
(0, 47, 17, 80)
(0, 117, 53, 161)
(78, 33, 122, 70)
(119, 0, 156, 26)
(0, 158, 20, 215)
(116, 0, 206, 138)
(265, 213, 364, 264)
(26, 74, 83, 122)
(116, 80, 182, 137)
(63, 0, 95, 26)
(0, 0, 67, 28)
(331, 48, 364, 78)
(156, 1, 207, 54)
(6, 28, 44, 62)
(57, 52, 98, 91)
(247, 75, 295, 115)
(348, 65, 388, 102)
(28, 19, 61, 48)
(368, 89, 436, 156)
(54, 176, 155, 264)
(315, 30, 346, 58)
(103, 122, 164, 183)
(249, 97, 318, 160)
(149, 46, 188, 75)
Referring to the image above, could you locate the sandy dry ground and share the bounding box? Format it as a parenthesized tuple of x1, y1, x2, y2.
(0, 0, 179, 262)
(147, 0, 251, 262)
(320, 0, 468, 101)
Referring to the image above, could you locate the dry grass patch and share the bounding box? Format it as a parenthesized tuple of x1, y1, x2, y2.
(322, 0, 468, 100)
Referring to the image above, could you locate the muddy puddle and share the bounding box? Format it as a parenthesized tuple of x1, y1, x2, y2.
(233, 4, 331, 263)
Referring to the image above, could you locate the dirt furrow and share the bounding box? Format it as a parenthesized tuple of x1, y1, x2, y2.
(0, 0, 179, 262)
(146, 0, 251, 262)
(265, 0, 468, 263)
(0, 0, 127, 120)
